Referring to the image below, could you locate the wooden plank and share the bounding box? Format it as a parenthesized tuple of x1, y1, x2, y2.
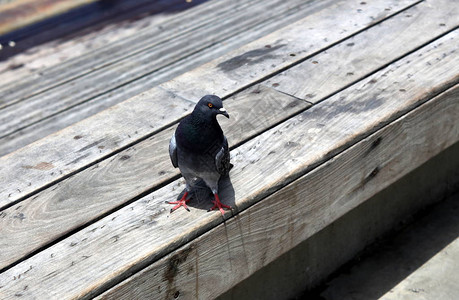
(0, 86, 309, 269)
(160, 0, 419, 102)
(0, 0, 322, 109)
(0, 87, 195, 209)
(0, 0, 418, 206)
(1, 0, 456, 267)
(98, 85, 459, 300)
(0, 0, 259, 106)
(0, 0, 335, 155)
(0, 0, 211, 62)
(0, 0, 336, 140)
(0, 1, 312, 156)
(0, 30, 457, 299)
(264, 0, 459, 102)
(0, 0, 209, 86)
(0, 0, 449, 255)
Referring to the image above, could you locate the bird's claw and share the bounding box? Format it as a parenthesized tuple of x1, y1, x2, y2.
(208, 194, 231, 215)
(167, 192, 191, 213)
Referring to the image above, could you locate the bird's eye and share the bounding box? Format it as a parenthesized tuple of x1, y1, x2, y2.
(207, 103, 213, 108)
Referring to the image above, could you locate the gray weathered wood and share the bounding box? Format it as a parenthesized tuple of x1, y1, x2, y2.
(2, 0, 453, 265)
(0, 0, 335, 156)
(0, 86, 309, 269)
(160, 0, 418, 102)
(0, 31, 457, 299)
(0, 0, 191, 86)
(0, 0, 413, 135)
(264, 0, 459, 102)
(97, 85, 459, 300)
(0, 0, 304, 136)
(0, 87, 194, 209)
(0, 0, 417, 207)
(0, 0, 330, 118)
(1, 0, 457, 268)
(0, 0, 260, 101)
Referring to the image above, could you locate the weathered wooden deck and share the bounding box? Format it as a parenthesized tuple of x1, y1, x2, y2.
(0, 0, 458, 299)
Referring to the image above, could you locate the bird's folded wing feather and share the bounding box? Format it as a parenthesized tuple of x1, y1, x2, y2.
(169, 134, 178, 168)
(215, 136, 230, 175)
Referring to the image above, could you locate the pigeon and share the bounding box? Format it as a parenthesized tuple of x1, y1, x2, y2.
(168, 95, 232, 214)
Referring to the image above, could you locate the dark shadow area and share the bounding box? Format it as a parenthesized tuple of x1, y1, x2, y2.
(218, 141, 459, 300)
(320, 191, 459, 299)
(0, 0, 207, 61)
(303, 142, 459, 299)
(172, 174, 236, 213)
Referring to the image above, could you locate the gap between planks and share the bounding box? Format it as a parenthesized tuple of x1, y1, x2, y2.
(0, 85, 310, 271)
(0, 0, 212, 86)
(0, 0, 328, 131)
(0, 0, 457, 271)
(0, 0, 260, 97)
(0, 30, 457, 299)
(0, 0, 423, 209)
(0, 0, 333, 157)
(160, 0, 424, 101)
(0, 0, 337, 157)
(98, 84, 459, 300)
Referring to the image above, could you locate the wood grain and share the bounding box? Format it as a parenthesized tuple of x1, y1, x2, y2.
(0, 0, 259, 101)
(0, 0, 331, 137)
(98, 85, 459, 300)
(3, 0, 452, 264)
(0, 86, 309, 270)
(0, 0, 334, 156)
(0, 0, 199, 86)
(0, 0, 290, 133)
(0, 87, 195, 210)
(0, 0, 417, 207)
(264, 0, 459, 102)
(160, 0, 418, 102)
(1, 0, 457, 268)
(0, 31, 457, 299)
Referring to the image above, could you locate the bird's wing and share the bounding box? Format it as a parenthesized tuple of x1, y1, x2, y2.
(169, 133, 178, 168)
(215, 136, 231, 175)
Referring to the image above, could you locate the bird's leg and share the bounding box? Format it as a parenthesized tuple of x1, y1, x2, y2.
(167, 191, 191, 213)
(208, 193, 231, 215)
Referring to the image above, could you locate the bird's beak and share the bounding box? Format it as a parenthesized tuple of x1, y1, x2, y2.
(219, 107, 229, 118)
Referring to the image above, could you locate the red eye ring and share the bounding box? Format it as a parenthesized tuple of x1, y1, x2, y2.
(207, 103, 213, 108)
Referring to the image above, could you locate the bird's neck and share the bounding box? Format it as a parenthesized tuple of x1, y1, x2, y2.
(177, 112, 223, 153)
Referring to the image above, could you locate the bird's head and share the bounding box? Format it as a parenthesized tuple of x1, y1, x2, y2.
(195, 95, 229, 119)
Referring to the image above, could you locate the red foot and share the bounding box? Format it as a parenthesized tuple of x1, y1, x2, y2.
(208, 194, 231, 215)
(167, 192, 191, 213)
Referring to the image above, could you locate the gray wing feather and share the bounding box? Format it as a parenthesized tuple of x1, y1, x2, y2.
(215, 136, 231, 175)
(169, 134, 178, 168)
